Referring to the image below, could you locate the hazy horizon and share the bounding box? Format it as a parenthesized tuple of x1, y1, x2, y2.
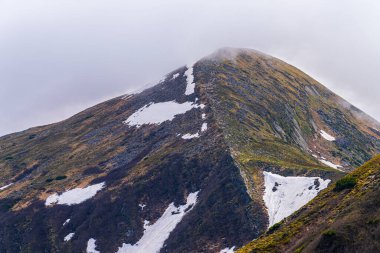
(1, 0, 380, 136)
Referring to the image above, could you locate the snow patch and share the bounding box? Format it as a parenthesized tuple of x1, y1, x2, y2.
(320, 130, 336, 141)
(64, 233, 75, 242)
(319, 159, 343, 171)
(87, 238, 100, 253)
(172, 73, 180, 80)
(201, 123, 208, 132)
(201, 113, 206, 120)
(220, 246, 236, 253)
(45, 182, 105, 206)
(0, 183, 13, 191)
(139, 203, 146, 210)
(263, 172, 330, 227)
(184, 65, 195, 95)
(182, 133, 200, 139)
(63, 219, 71, 226)
(124, 101, 198, 128)
(143, 220, 150, 229)
(116, 191, 199, 253)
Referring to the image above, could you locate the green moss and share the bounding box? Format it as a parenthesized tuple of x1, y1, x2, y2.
(366, 218, 380, 226)
(322, 229, 336, 237)
(293, 245, 305, 253)
(334, 175, 357, 191)
(267, 222, 282, 234)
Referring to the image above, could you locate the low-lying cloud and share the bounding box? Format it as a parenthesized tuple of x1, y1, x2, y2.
(1, 0, 380, 136)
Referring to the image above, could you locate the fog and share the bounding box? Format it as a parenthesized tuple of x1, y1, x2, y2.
(1, 0, 380, 136)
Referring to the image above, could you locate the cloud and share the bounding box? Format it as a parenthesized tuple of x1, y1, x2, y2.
(0, 0, 380, 136)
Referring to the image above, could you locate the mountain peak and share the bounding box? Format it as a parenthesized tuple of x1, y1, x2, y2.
(201, 47, 271, 62)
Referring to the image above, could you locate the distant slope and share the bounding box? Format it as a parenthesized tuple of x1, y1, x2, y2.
(238, 154, 380, 253)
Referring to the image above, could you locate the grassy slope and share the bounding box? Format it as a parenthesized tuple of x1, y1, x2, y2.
(238, 154, 380, 253)
(199, 50, 380, 173)
(0, 96, 131, 209)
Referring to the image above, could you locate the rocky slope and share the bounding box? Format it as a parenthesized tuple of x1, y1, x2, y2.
(0, 48, 379, 253)
(238, 154, 380, 253)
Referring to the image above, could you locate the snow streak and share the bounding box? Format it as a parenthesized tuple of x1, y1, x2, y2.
(116, 191, 199, 253)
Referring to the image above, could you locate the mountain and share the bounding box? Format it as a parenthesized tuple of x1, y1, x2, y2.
(238, 154, 380, 253)
(0, 48, 379, 253)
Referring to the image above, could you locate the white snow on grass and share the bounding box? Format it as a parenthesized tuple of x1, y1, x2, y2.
(143, 220, 150, 229)
(263, 172, 330, 227)
(172, 73, 180, 80)
(139, 203, 146, 210)
(63, 219, 71, 226)
(116, 191, 200, 253)
(320, 130, 336, 141)
(319, 159, 343, 171)
(0, 183, 13, 191)
(201, 113, 206, 120)
(201, 123, 208, 132)
(182, 133, 200, 139)
(220, 246, 236, 253)
(87, 238, 100, 253)
(184, 65, 195, 95)
(124, 101, 198, 128)
(64, 233, 75, 242)
(45, 182, 105, 206)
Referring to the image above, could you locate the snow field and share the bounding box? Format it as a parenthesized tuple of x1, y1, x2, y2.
(124, 101, 198, 128)
(263, 172, 330, 227)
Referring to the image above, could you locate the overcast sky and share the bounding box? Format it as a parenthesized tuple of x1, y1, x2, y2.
(1, 0, 380, 136)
